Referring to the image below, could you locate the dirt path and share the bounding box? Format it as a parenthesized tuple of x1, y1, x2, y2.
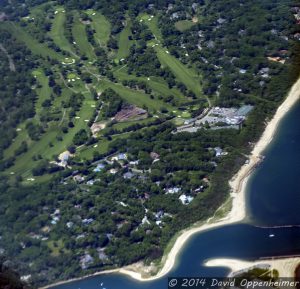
(59, 73, 78, 93)
(59, 109, 66, 126)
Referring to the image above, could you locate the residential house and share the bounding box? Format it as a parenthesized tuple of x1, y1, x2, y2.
(73, 174, 85, 183)
(80, 253, 94, 269)
(165, 187, 181, 194)
(93, 163, 105, 172)
(179, 194, 194, 205)
(82, 218, 94, 225)
(123, 171, 134, 179)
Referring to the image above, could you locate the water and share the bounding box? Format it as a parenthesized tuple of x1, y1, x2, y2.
(247, 102, 300, 225)
(53, 102, 300, 289)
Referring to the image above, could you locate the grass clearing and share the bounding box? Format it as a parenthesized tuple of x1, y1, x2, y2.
(175, 20, 196, 32)
(47, 240, 68, 257)
(91, 13, 111, 46)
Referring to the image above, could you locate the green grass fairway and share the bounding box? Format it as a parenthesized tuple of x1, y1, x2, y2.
(180, 111, 191, 118)
(29, 2, 51, 16)
(175, 20, 196, 32)
(139, 14, 206, 101)
(72, 14, 95, 59)
(3, 69, 52, 161)
(78, 133, 129, 160)
(98, 80, 172, 111)
(146, 78, 185, 101)
(50, 9, 77, 57)
(1, 6, 210, 182)
(91, 13, 111, 46)
(116, 20, 133, 61)
(77, 138, 110, 159)
(114, 70, 186, 103)
(5, 90, 95, 178)
(155, 46, 202, 97)
(3, 22, 62, 60)
(33, 69, 52, 115)
(139, 14, 162, 42)
(112, 117, 154, 130)
(3, 125, 30, 160)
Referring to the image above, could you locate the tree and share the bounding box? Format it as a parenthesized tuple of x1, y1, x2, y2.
(73, 129, 89, 146)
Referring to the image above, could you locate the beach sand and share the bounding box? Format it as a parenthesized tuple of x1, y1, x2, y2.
(205, 257, 300, 278)
(42, 78, 300, 288)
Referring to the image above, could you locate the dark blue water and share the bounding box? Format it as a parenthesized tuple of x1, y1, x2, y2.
(247, 102, 300, 225)
(53, 102, 300, 289)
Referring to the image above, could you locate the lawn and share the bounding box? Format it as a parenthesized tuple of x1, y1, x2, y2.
(47, 240, 68, 257)
(49, 9, 77, 56)
(175, 20, 196, 32)
(72, 13, 95, 59)
(90, 12, 111, 46)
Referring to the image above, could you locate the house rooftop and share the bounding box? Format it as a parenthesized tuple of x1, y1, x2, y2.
(179, 194, 194, 205)
(123, 172, 134, 179)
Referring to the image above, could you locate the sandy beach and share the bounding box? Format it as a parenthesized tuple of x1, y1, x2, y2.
(205, 257, 300, 278)
(42, 77, 300, 289)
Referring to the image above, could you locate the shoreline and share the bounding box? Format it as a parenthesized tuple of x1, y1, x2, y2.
(41, 77, 300, 289)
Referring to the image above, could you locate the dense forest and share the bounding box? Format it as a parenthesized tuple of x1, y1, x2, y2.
(0, 0, 299, 286)
(0, 257, 32, 289)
